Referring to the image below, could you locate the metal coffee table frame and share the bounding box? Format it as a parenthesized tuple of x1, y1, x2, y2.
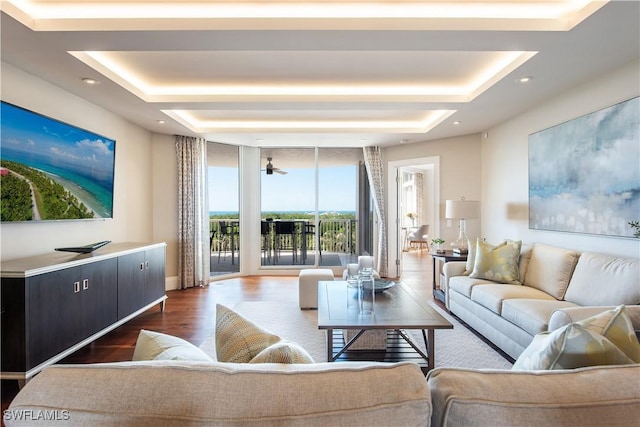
(317, 280, 453, 371)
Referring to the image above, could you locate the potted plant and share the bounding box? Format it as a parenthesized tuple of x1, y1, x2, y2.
(432, 238, 445, 253)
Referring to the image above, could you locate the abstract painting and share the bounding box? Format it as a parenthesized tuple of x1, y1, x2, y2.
(529, 96, 639, 238)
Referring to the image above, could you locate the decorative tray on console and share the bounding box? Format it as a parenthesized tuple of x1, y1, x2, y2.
(55, 240, 111, 254)
(363, 279, 396, 293)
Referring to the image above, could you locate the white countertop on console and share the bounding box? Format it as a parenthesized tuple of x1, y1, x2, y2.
(1, 242, 166, 278)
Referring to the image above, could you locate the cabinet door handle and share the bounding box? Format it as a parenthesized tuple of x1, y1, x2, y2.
(145, 261, 150, 269)
(140, 263, 145, 271)
(83, 279, 89, 290)
(74, 281, 80, 293)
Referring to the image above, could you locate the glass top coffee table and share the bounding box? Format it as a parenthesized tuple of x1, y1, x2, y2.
(317, 280, 453, 372)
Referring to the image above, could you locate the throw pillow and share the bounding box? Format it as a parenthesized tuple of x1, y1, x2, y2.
(512, 305, 640, 370)
(249, 340, 315, 364)
(575, 305, 640, 363)
(512, 324, 634, 370)
(215, 304, 281, 363)
(463, 239, 477, 275)
(132, 329, 213, 362)
(469, 239, 522, 284)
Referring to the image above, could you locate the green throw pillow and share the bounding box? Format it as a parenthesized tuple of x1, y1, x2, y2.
(469, 239, 522, 284)
(132, 329, 213, 362)
(575, 305, 640, 362)
(512, 305, 640, 370)
(249, 340, 315, 364)
(215, 304, 281, 363)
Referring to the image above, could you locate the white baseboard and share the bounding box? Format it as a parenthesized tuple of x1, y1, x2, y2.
(165, 276, 180, 291)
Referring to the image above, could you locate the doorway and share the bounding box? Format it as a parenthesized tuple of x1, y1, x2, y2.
(386, 157, 440, 278)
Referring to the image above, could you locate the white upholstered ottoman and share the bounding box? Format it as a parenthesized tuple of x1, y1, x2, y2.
(299, 269, 334, 309)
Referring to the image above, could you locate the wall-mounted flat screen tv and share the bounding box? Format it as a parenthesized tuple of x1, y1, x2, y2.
(1, 101, 116, 222)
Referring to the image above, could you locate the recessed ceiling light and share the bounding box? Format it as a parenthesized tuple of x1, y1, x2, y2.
(453, 121, 461, 125)
(82, 78, 99, 85)
(519, 76, 533, 83)
(157, 120, 166, 124)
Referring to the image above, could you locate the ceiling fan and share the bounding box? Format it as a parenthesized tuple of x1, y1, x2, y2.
(264, 157, 288, 175)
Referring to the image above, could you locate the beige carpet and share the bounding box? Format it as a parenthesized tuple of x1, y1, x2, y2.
(200, 301, 513, 370)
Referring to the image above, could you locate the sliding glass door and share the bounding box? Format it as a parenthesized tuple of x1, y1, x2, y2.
(259, 147, 364, 269)
(260, 148, 315, 267)
(318, 149, 362, 266)
(208, 142, 240, 276)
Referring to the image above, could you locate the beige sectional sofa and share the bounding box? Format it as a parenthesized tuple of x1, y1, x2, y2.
(7, 244, 640, 426)
(442, 243, 640, 359)
(7, 360, 640, 426)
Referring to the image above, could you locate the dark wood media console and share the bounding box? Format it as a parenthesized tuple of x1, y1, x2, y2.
(1, 242, 167, 385)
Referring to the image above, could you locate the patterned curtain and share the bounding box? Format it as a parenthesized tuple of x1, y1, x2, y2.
(176, 135, 210, 289)
(415, 172, 424, 224)
(362, 147, 388, 277)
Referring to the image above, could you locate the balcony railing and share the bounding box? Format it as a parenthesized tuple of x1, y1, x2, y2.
(209, 218, 357, 260)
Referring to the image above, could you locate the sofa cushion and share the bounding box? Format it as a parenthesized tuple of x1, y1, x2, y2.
(564, 252, 640, 306)
(449, 276, 496, 299)
(249, 340, 315, 364)
(132, 329, 213, 362)
(512, 306, 639, 370)
(471, 284, 556, 315)
(524, 243, 579, 300)
(215, 304, 281, 363)
(9, 361, 432, 427)
(428, 365, 640, 427)
(463, 240, 476, 275)
(518, 243, 534, 283)
(470, 239, 522, 284)
(502, 299, 578, 337)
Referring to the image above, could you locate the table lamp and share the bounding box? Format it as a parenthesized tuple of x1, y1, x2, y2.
(445, 198, 480, 254)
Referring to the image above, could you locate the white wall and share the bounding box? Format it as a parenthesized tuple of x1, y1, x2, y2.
(1, 63, 155, 261)
(481, 59, 640, 258)
(385, 134, 483, 246)
(150, 133, 179, 287)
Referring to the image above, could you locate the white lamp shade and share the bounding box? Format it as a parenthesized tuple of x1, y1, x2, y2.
(445, 200, 480, 219)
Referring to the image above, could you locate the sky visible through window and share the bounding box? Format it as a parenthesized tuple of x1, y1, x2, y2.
(208, 165, 356, 214)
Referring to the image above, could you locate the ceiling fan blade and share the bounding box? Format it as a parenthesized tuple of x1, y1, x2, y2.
(264, 157, 288, 175)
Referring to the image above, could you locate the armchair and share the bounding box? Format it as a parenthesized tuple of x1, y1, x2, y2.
(407, 224, 430, 252)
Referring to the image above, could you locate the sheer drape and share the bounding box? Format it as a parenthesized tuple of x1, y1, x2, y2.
(176, 135, 210, 289)
(415, 172, 424, 223)
(362, 146, 388, 277)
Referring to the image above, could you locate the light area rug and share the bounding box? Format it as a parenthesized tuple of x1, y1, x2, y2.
(200, 301, 513, 370)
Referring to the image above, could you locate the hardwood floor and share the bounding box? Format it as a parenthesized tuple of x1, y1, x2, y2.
(1, 250, 436, 416)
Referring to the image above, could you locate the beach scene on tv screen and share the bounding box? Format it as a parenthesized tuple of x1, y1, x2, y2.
(0, 102, 115, 222)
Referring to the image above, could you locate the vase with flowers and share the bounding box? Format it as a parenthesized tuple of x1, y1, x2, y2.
(406, 212, 417, 227)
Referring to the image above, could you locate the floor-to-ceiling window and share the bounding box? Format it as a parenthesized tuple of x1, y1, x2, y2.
(259, 147, 363, 269)
(318, 148, 362, 265)
(208, 142, 240, 276)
